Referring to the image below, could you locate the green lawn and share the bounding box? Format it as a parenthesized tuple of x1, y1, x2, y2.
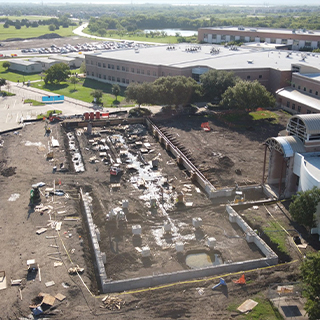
(0, 25, 75, 41)
(249, 109, 279, 124)
(228, 295, 284, 319)
(31, 78, 132, 107)
(220, 109, 280, 126)
(263, 221, 288, 255)
(0, 63, 43, 82)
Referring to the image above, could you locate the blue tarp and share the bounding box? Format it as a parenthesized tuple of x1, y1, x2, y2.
(42, 95, 64, 103)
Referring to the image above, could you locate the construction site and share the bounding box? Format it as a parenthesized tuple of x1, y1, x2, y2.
(0, 108, 310, 319)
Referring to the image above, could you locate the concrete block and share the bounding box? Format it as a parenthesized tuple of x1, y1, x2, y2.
(132, 225, 142, 235)
(192, 217, 202, 229)
(175, 242, 184, 252)
(207, 237, 216, 248)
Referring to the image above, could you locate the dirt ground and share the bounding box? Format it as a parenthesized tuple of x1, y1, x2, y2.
(0, 106, 315, 320)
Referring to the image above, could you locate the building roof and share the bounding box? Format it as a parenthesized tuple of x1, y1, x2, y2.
(10, 60, 39, 66)
(276, 87, 320, 111)
(29, 58, 60, 64)
(298, 72, 320, 81)
(265, 135, 306, 157)
(51, 55, 75, 62)
(199, 26, 320, 37)
(289, 114, 320, 135)
(85, 44, 320, 72)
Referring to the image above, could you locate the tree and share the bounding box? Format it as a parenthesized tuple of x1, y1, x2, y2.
(112, 84, 121, 101)
(44, 63, 71, 85)
(300, 252, 320, 320)
(153, 76, 200, 107)
(200, 70, 239, 102)
(289, 187, 320, 232)
(2, 61, 10, 70)
(90, 89, 103, 104)
(125, 82, 155, 107)
(48, 24, 56, 31)
(69, 76, 79, 90)
(220, 80, 276, 110)
(79, 61, 86, 75)
(0, 78, 6, 92)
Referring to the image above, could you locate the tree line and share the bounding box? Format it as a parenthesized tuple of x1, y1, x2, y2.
(2, 15, 76, 30)
(125, 70, 275, 111)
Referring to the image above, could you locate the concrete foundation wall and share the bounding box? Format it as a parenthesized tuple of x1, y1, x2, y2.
(226, 205, 278, 259)
(80, 189, 108, 291)
(102, 257, 277, 293)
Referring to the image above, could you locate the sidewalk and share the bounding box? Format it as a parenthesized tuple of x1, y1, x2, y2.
(0, 81, 162, 134)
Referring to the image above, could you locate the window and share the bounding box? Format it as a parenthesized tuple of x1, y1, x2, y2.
(316, 91, 318, 96)
(91, 72, 94, 76)
(117, 65, 120, 70)
(153, 71, 157, 76)
(307, 110, 311, 114)
(122, 66, 125, 71)
(126, 67, 129, 72)
(108, 76, 111, 80)
(292, 83, 295, 88)
(126, 79, 129, 84)
(98, 74, 101, 78)
(91, 60, 93, 65)
(103, 75, 106, 80)
(137, 69, 140, 74)
(103, 63, 106, 68)
(303, 87, 306, 92)
(162, 72, 165, 76)
(259, 75, 262, 79)
(112, 76, 115, 81)
(108, 64, 111, 69)
(117, 77, 120, 82)
(286, 101, 290, 108)
(298, 106, 301, 112)
(131, 68, 134, 73)
(111, 65, 114, 70)
(298, 85, 301, 90)
(98, 62, 101, 67)
(247, 75, 251, 79)
(86, 59, 89, 64)
(122, 78, 125, 83)
(147, 70, 150, 75)
(292, 103, 295, 110)
(141, 69, 144, 74)
(309, 89, 312, 94)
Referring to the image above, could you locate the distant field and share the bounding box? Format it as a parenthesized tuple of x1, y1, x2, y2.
(0, 25, 75, 41)
(83, 27, 196, 44)
(0, 15, 57, 21)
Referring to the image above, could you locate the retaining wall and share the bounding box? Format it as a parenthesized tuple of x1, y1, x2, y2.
(80, 189, 108, 291)
(102, 256, 277, 293)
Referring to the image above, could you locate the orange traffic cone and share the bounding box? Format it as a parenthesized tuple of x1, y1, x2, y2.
(233, 274, 246, 284)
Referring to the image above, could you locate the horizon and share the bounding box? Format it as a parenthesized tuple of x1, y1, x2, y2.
(2, 0, 320, 6)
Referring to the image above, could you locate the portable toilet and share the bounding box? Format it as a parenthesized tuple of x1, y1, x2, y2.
(84, 112, 89, 120)
(95, 111, 101, 119)
(90, 112, 95, 120)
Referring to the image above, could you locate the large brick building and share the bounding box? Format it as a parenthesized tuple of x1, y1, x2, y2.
(85, 42, 320, 114)
(198, 26, 320, 50)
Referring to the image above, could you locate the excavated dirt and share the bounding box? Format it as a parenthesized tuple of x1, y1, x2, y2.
(0, 110, 313, 320)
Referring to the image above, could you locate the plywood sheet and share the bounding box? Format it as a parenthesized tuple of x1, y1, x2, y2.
(237, 299, 258, 313)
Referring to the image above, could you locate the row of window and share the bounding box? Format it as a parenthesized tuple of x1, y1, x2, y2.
(247, 75, 263, 79)
(292, 83, 319, 96)
(286, 101, 315, 114)
(205, 34, 319, 47)
(87, 59, 157, 76)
